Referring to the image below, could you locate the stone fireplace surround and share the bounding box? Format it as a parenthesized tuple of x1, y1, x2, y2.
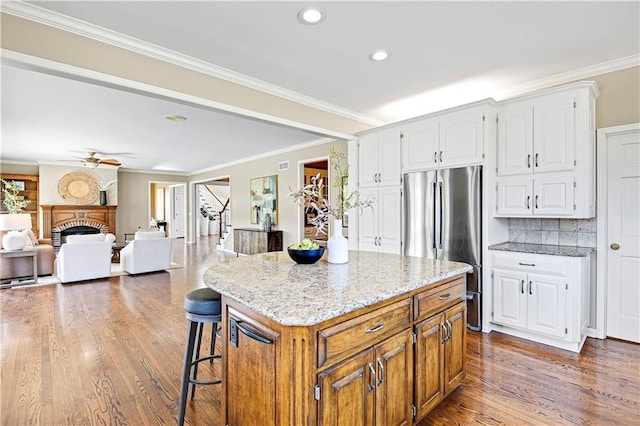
(40, 205, 117, 249)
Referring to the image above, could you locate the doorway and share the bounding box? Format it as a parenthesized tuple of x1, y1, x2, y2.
(195, 177, 231, 246)
(150, 181, 186, 238)
(299, 159, 329, 242)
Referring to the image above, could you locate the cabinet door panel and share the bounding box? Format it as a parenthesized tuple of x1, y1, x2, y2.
(533, 175, 574, 216)
(497, 106, 533, 176)
(359, 136, 380, 188)
(358, 188, 379, 251)
(534, 96, 575, 173)
(375, 330, 413, 426)
(439, 112, 484, 168)
(496, 176, 532, 216)
(402, 119, 439, 171)
(493, 269, 528, 329)
(527, 273, 567, 338)
(318, 349, 375, 426)
(378, 131, 402, 186)
(414, 313, 445, 420)
(378, 187, 402, 254)
(444, 302, 466, 394)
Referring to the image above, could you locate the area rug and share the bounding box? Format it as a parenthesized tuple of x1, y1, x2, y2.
(1, 263, 183, 289)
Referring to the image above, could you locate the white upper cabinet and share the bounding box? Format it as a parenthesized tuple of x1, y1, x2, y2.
(402, 105, 486, 172)
(494, 82, 598, 218)
(359, 128, 401, 188)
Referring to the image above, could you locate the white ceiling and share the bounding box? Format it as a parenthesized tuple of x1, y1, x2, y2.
(1, 1, 639, 174)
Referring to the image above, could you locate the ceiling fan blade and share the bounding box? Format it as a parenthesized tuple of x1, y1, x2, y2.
(99, 159, 122, 166)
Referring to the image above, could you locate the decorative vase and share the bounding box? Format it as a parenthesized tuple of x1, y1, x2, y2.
(99, 190, 107, 206)
(327, 219, 348, 264)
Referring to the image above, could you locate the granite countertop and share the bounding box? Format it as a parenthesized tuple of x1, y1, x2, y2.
(203, 251, 472, 326)
(488, 242, 594, 257)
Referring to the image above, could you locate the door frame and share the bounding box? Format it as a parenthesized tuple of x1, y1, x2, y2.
(296, 156, 330, 243)
(596, 123, 640, 339)
(190, 175, 231, 245)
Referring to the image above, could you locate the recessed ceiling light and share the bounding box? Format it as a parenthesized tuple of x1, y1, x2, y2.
(165, 115, 187, 121)
(298, 7, 325, 24)
(369, 50, 391, 61)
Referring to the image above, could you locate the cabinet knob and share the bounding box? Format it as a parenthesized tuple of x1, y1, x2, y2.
(610, 243, 620, 250)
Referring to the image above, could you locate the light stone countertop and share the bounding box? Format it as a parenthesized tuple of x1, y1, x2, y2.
(488, 242, 594, 257)
(203, 251, 472, 326)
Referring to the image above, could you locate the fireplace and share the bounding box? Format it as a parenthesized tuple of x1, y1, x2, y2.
(40, 205, 117, 249)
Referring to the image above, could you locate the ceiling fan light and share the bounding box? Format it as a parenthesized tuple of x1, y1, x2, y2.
(84, 161, 99, 169)
(298, 7, 325, 24)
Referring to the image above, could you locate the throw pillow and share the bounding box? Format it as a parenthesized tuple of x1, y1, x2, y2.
(26, 229, 39, 245)
(21, 230, 34, 247)
(135, 230, 164, 240)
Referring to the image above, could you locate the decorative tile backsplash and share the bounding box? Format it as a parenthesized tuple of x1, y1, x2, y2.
(507, 218, 597, 248)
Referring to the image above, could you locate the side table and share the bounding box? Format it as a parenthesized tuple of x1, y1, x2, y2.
(111, 242, 127, 263)
(0, 247, 38, 289)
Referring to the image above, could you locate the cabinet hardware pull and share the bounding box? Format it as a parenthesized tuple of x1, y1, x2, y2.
(520, 280, 525, 294)
(535, 195, 539, 209)
(434, 152, 438, 163)
(440, 322, 448, 343)
(438, 293, 451, 300)
(529, 281, 533, 295)
(235, 321, 274, 345)
(518, 262, 535, 267)
(535, 153, 539, 167)
(365, 322, 385, 333)
(376, 359, 385, 386)
(526, 196, 530, 209)
(527, 154, 531, 168)
(446, 320, 453, 342)
(368, 363, 376, 392)
(378, 173, 382, 182)
(439, 151, 443, 162)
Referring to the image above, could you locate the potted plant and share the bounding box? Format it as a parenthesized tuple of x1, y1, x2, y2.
(289, 148, 373, 263)
(1, 179, 31, 213)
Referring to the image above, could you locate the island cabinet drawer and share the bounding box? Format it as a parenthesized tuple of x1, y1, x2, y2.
(317, 298, 411, 369)
(413, 277, 465, 322)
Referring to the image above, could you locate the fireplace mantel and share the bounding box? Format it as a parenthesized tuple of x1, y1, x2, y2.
(41, 205, 117, 241)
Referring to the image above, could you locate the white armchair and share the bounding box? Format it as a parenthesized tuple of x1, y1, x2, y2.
(56, 233, 115, 284)
(120, 230, 172, 274)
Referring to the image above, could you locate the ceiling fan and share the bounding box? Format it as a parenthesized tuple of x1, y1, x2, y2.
(61, 151, 122, 169)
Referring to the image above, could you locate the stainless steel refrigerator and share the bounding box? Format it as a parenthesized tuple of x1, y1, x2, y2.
(403, 166, 482, 330)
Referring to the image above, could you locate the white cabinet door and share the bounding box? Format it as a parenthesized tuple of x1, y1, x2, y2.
(493, 269, 528, 329)
(359, 135, 380, 188)
(527, 273, 567, 338)
(402, 119, 439, 172)
(358, 188, 379, 252)
(496, 176, 532, 216)
(533, 96, 575, 173)
(439, 110, 484, 168)
(359, 130, 401, 188)
(497, 105, 534, 176)
(378, 131, 402, 187)
(533, 175, 574, 216)
(378, 187, 402, 254)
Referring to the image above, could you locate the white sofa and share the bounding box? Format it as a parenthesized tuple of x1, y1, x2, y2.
(120, 230, 172, 274)
(56, 233, 115, 284)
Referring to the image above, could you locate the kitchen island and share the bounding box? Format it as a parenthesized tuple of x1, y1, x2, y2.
(204, 250, 472, 425)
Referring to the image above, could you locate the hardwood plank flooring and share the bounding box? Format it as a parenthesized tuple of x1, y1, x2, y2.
(2, 236, 638, 425)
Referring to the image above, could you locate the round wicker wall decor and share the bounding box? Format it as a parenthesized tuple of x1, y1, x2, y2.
(57, 172, 100, 205)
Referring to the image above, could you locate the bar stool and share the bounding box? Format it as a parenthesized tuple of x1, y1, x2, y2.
(178, 288, 222, 426)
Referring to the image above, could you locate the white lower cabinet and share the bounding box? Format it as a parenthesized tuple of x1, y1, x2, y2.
(491, 250, 592, 352)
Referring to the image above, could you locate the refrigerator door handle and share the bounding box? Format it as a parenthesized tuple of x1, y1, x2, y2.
(434, 181, 443, 249)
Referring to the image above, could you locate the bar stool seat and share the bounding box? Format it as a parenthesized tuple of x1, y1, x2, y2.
(178, 288, 222, 426)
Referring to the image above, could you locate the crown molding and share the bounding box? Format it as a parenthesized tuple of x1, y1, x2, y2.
(1, 1, 383, 127)
(493, 54, 640, 101)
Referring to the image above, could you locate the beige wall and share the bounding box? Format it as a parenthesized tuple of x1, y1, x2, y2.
(39, 164, 118, 206)
(191, 140, 346, 249)
(584, 66, 640, 128)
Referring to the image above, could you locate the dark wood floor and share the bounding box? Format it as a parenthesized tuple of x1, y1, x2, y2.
(2, 236, 638, 425)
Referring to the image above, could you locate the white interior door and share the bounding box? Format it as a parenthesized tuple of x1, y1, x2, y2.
(606, 127, 640, 343)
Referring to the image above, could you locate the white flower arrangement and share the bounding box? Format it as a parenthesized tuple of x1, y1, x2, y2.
(289, 148, 374, 235)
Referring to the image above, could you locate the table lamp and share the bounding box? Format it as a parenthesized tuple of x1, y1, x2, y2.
(0, 213, 32, 251)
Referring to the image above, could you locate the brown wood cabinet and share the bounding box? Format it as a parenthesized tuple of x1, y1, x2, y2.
(233, 228, 283, 255)
(220, 274, 466, 425)
(0, 173, 39, 236)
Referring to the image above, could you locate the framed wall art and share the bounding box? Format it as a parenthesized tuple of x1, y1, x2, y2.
(250, 175, 278, 225)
